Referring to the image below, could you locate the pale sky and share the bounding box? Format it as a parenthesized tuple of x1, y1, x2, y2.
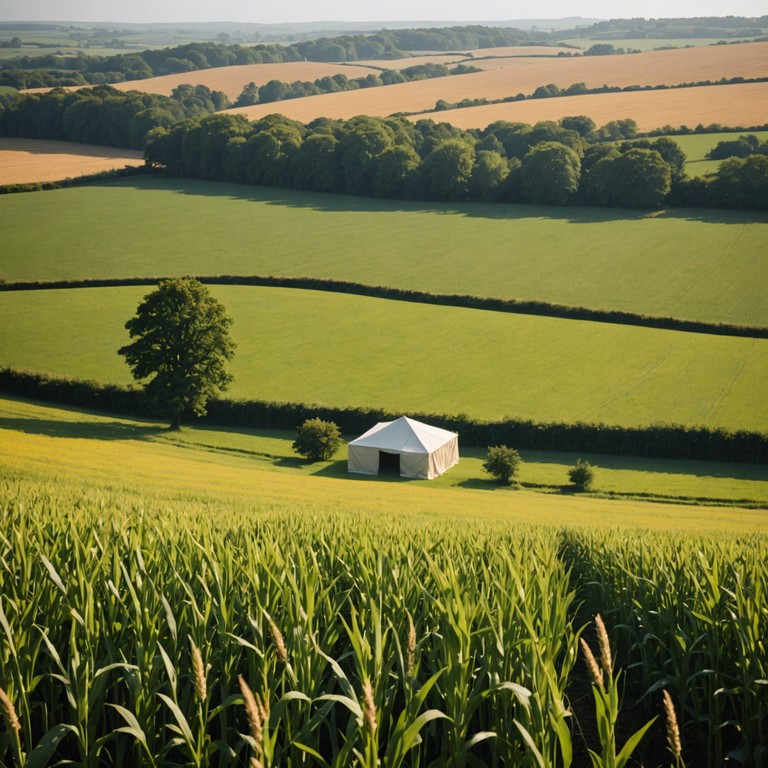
(1, 0, 766, 24)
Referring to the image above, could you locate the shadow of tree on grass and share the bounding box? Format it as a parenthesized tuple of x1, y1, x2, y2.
(0, 417, 163, 441)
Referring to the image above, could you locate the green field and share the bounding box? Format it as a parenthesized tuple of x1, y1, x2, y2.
(669, 130, 768, 177)
(2, 285, 766, 431)
(2, 395, 766, 524)
(1, 178, 767, 326)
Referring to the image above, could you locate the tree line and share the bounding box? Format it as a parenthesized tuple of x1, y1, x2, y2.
(1, 83, 765, 210)
(560, 15, 768, 40)
(0, 83, 228, 149)
(142, 111, 768, 211)
(0, 26, 545, 89)
(1, 366, 764, 463)
(707, 133, 768, 159)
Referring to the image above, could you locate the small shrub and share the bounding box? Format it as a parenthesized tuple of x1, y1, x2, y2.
(483, 445, 521, 485)
(292, 418, 342, 462)
(568, 458, 595, 491)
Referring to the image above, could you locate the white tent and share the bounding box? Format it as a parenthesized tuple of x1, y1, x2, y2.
(347, 416, 459, 480)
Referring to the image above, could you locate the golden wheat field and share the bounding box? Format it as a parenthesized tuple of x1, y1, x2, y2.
(22, 61, 380, 99)
(226, 42, 768, 124)
(408, 81, 768, 132)
(455, 40, 768, 81)
(0, 138, 143, 184)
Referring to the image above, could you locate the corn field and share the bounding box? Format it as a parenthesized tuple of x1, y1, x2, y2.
(0, 480, 766, 768)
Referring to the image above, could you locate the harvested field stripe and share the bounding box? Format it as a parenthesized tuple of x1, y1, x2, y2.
(0, 138, 143, 185)
(406, 82, 768, 132)
(225, 43, 768, 128)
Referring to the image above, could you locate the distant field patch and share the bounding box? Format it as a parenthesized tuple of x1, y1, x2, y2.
(668, 130, 768, 177)
(1, 286, 766, 432)
(0, 138, 143, 184)
(1, 178, 767, 326)
(559, 37, 766, 51)
(356, 46, 578, 69)
(21, 61, 379, 99)
(226, 42, 768, 124)
(462, 45, 581, 58)
(408, 82, 768, 132)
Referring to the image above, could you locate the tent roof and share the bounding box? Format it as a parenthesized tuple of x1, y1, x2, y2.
(348, 416, 457, 454)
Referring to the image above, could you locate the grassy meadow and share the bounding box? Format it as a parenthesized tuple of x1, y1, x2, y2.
(2, 178, 768, 326)
(670, 129, 768, 177)
(2, 285, 767, 431)
(2, 395, 766, 514)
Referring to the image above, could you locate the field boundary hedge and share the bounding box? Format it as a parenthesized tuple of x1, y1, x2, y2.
(2, 275, 766, 339)
(1, 367, 765, 463)
(0, 165, 153, 195)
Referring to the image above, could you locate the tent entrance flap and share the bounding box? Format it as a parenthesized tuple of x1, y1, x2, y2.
(378, 451, 400, 474)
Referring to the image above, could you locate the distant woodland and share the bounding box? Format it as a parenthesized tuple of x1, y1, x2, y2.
(1, 19, 767, 211)
(1, 17, 766, 88)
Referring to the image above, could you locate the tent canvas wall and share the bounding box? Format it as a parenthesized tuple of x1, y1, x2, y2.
(347, 416, 459, 480)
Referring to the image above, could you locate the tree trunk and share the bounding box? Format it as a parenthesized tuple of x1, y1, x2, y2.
(169, 412, 182, 430)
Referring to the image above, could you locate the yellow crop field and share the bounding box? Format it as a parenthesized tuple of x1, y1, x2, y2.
(2, 397, 765, 533)
(0, 138, 143, 184)
(226, 42, 768, 124)
(459, 41, 768, 81)
(408, 81, 768, 132)
(23, 61, 379, 99)
(355, 54, 471, 69)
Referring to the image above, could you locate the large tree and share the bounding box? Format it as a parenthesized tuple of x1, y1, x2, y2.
(118, 278, 235, 430)
(588, 148, 672, 208)
(518, 141, 581, 205)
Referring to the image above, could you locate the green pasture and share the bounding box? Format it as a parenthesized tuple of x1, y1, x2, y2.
(668, 130, 768, 177)
(2, 396, 766, 525)
(1, 178, 767, 326)
(1, 285, 766, 432)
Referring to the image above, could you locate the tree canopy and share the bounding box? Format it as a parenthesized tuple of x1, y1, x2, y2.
(118, 278, 235, 429)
